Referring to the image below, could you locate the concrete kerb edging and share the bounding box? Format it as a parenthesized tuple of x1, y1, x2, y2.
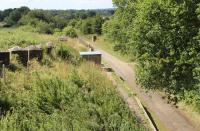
(106, 68, 158, 131)
(111, 67, 158, 131)
(135, 96, 158, 131)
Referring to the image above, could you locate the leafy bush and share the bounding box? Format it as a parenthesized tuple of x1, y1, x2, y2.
(81, 20, 92, 34)
(53, 28, 62, 36)
(2, 7, 30, 27)
(36, 21, 54, 34)
(0, 61, 146, 130)
(81, 16, 104, 35)
(68, 19, 78, 27)
(63, 26, 77, 38)
(56, 44, 80, 65)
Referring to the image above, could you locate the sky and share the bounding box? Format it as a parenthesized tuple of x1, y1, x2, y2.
(0, 0, 113, 10)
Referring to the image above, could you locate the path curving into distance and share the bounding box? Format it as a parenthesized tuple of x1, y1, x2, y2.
(78, 37, 197, 131)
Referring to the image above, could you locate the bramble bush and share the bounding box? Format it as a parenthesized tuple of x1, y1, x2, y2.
(0, 61, 146, 131)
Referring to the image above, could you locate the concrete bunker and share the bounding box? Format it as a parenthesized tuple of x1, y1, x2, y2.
(25, 45, 43, 61)
(9, 46, 28, 66)
(80, 51, 102, 65)
(9, 45, 43, 66)
(46, 42, 55, 55)
(0, 51, 10, 66)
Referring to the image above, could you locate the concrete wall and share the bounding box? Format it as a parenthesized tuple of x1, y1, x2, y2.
(12, 50, 29, 66)
(81, 54, 101, 65)
(0, 44, 54, 67)
(0, 52, 10, 66)
(29, 49, 43, 61)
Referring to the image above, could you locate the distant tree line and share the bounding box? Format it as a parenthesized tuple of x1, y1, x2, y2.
(0, 7, 114, 35)
(81, 15, 106, 35)
(103, 0, 200, 111)
(0, 7, 30, 26)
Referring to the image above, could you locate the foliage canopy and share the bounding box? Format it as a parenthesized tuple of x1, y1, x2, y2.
(103, 0, 200, 111)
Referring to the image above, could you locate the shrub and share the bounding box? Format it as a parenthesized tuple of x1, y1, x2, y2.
(36, 21, 54, 34)
(0, 62, 146, 130)
(63, 26, 77, 38)
(53, 28, 62, 36)
(56, 44, 80, 65)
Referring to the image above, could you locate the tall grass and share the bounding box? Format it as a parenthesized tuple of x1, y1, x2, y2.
(0, 27, 146, 130)
(0, 60, 146, 130)
(56, 44, 81, 65)
(0, 26, 58, 49)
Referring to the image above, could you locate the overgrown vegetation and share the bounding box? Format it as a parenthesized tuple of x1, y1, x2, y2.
(103, 0, 200, 112)
(63, 26, 77, 38)
(0, 27, 57, 49)
(0, 28, 146, 130)
(0, 7, 30, 27)
(81, 15, 105, 35)
(0, 62, 146, 130)
(56, 44, 80, 65)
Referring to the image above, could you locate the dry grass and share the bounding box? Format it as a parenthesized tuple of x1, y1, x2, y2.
(66, 38, 88, 52)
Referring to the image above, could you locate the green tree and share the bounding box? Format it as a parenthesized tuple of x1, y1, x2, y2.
(81, 20, 92, 34)
(3, 7, 30, 26)
(2, 8, 13, 19)
(63, 26, 77, 38)
(0, 11, 3, 21)
(81, 16, 105, 35)
(68, 19, 77, 27)
(4, 10, 21, 26)
(103, 1, 135, 53)
(92, 15, 104, 34)
(36, 21, 54, 34)
(53, 16, 67, 29)
(104, 0, 200, 108)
